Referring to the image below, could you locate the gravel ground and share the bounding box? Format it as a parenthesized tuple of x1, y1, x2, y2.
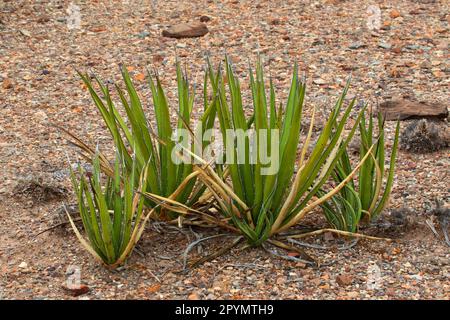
(0, 0, 448, 300)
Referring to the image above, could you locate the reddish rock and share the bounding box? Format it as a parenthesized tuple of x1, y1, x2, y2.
(386, 287, 396, 296)
(269, 18, 281, 25)
(37, 15, 50, 24)
(2, 78, 12, 89)
(162, 22, 209, 38)
(379, 99, 449, 121)
(153, 54, 164, 63)
(323, 231, 334, 242)
(390, 9, 401, 19)
(199, 15, 211, 23)
(336, 274, 353, 286)
(188, 292, 200, 300)
(62, 284, 90, 297)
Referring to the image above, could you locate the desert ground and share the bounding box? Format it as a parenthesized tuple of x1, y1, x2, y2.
(0, 0, 448, 299)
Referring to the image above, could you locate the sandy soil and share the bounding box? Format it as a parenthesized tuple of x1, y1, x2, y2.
(0, 0, 448, 299)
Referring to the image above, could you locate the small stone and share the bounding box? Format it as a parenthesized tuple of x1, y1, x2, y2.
(176, 43, 186, 48)
(348, 42, 366, 49)
(137, 31, 150, 39)
(390, 9, 401, 19)
(33, 110, 48, 122)
(37, 15, 50, 23)
(269, 18, 281, 25)
(381, 21, 391, 30)
(62, 284, 90, 297)
(162, 22, 209, 38)
(205, 293, 216, 300)
(378, 42, 392, 49)
(323, 232, 334, 242)
(336, 274, 353, 286)
(405, 44, 419, 50)
(347, 291, 359, 298)
(19, 29, 31, 37)
(392, 46, 402, 54)
(379, 99, 449, 121)
(409, 274, 423, 281)
(313, 78, 327, 85)
(276, 277, 286, 285)
(2, 78, 12, 89)
(90, 26, 107, 33)
(420, 61, 432, 69)
(386, 287, 396, 296)
(188, 292, 200, 300)
(199, 15, 211, 23)
(19, 262, 28, 269)
(153, 54, 164, 63)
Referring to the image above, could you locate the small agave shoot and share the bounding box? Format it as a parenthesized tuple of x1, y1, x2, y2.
(185, 58, 376, 258)
(68, 153, 148, 267)
(66, 63, 217, 220)
(319, 110, 400, 232)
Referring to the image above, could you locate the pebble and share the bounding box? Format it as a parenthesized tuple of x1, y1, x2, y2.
(137, 31, 150, 39)
(348, 42, 366, 50)
(2, 78, 12, 89)
(62, 284, 90, 297)
(390, 9, 401, 19)
(1, 0, 449, 301)
(378, 42, 392, 49)
(313, 78, 327, 85)
(336, 274, 353, 286)
(188, 292, 200, 300)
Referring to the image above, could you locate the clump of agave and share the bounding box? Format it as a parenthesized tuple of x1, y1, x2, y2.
(64, 57, 398, 267)
(189, 59, 373, 249)
(319, 111, 400, 232)
(71, 63, 217, 219)
(69, 153, 148, 267)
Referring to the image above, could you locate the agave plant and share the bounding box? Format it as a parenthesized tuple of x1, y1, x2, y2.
(68, 152, 149, 267)
(320, 110, 400, 230)
(186, 58, 375, 247)
(318, 184, 362, 232)
(359, 111, 400, 221)
(67, 63, 217, 219)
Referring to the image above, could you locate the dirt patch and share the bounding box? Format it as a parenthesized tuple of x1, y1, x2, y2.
(0, 0, 449, 300)
(13, 176, 67, 205)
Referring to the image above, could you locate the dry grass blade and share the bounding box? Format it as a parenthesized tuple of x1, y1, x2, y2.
(274, 143, 377, 234)
(287, 228, 392, 241)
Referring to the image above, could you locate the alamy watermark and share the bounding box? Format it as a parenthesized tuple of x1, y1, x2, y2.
(66, 2, 81, 30)
(366, 5, 381, 31)
(66, 265, 81, 289)
(171, 126, 280, 175)
(366, 262, 382, 290)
